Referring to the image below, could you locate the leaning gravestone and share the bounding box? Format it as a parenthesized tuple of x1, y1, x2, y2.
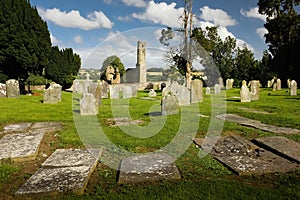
(290, 80, 297, 96)
(161, 94, 179, 116)
(170, 82, 190, 106)
(250, 80, 260, 101)
(191, 79, 203, 103)
(240, 81, 251, 102)
(80, 93, 98, 115)
(43, 83, 62, 103)
(0, 83, 6, 98)
(6, 79, 20, 98)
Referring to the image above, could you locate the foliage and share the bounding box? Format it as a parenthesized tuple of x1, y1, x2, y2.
(258, 0, 300, 84)
(100, 55, 125, 81)
(45, 46, 81, 89)
(27, 73, 50, 85)
(0, 0, 51, 81)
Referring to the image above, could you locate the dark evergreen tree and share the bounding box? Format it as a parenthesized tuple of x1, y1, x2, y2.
(45, 46, 81, 89)
(0, 0, 51, 83)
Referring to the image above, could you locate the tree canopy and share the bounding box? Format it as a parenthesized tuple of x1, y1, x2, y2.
(0, 0, 51, 82)
(100, 55, 125, 81)
(258, 0, 300, 84)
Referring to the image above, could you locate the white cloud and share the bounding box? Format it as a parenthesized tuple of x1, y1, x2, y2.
(122, 0, 147, 8)
(200, 6, 237, 27)
(74, 35, 84, 44)
(37, 7, 113, 30)
(240, 7, 267, 22)
(256, 27, 268, 39)
(118, 16, 131, 22)
(132, 1, 184, 28)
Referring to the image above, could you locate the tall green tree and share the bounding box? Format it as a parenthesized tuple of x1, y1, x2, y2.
(258, 0, 300, 83)
(0, 0, 51, 82)
(45, 47, 81, 89)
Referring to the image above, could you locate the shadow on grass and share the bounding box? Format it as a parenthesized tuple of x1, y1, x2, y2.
(144, 112, 162, 117)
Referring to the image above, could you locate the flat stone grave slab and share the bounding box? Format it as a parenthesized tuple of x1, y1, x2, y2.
(118, 153, 181, 184)
(193, 135, 299, 175)
(2, 122, 32, 133)
(216, 114, 300, 134)
(106, 117, 144, 127)
(253, 136, 300, 163)
(30, 122, 62, 133)
(16, 148, 102, 196)
(0, 132, 44, 162)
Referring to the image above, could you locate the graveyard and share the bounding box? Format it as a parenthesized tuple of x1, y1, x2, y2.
(0, 84, 299, 200)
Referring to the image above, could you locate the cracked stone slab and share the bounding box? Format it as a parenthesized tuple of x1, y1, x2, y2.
(2, 123, 32, 133)
(118, 153, 181, 184)
(16, 148, 101, 196)
(42, 148, 102, 168)
(15, 166, 92, 196)
(253, 136, 300, 163)
(0, 132, 44, 162)
(216, 114, 300, 134)
(30, 122, 62, 133)
(193, 135, 299, 175)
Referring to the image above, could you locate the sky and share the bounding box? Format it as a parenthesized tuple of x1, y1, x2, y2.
(29, 0, 270, 69)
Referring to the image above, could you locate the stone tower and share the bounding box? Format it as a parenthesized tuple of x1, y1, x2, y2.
(136, 41, 147, 83)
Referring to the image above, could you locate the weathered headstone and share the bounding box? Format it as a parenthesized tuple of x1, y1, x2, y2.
(161, 95, 179, 116)
(218, 77, 224, 88)
(148, 89, 157, 97)
(88, 83, 98, 95)
(80, 93, 98, 115)
(131, 85, 138, 97)
(123, 85, 133, 99)
(94, 83, 102, 106)
(162, 87, 171, 97)
(0, 83, 6, 98)
(250, 80, 260, 101)
(214, 84, 221, 94)
(109, 85, 119, 99)
(290, 80, 297, 96)
(240, 81, 251, 102)
(226, 79, 234, 90)
(43, 83, 62, 103)
(6, 79, 20, 98)
(272, 82, 277, 91)
(287, 79, 291, 89)
(205, 87, 211, 95)
(170, 82, 190, 106)
(276, 78, 281, 91)
(267, 80, 272, 88)
(101, 80, 109, 98)
(191, 79, 203, 103)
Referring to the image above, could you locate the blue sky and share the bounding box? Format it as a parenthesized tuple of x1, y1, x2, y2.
(30, 0, 270, 69)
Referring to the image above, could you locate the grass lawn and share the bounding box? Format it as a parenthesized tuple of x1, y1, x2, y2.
(0, 88, 299, 199)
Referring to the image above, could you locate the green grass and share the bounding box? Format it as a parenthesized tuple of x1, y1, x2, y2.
(0, 88, 300, 199)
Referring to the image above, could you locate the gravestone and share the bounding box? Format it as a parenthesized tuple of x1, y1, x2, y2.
(226, 79, 234, 90)
(191, 79, 203, 103)
(170, 82, 190, 106)
(272, 82, 277, 91)
(214, 84, 221, 94)
(161, 95, 179, 116)
(148, 89, 156, 97)
(109, 85, 119, 99)
(267, 80, 272, 88)
(162, 87, 171, 97)
(101, 80, 109, 98)
(6, 79, 20, 98)
(290, 80, 297, 96)
(131, 85, 138, 97)
(88, 83, 98, 95)
(0, 83, 6, 98)
(250, 80, 259, 101)
(80, 93, 98, 115)
(123, 85, 133, 99)
(94, 83, 102, 106)
(276, 78, 281, 91)
(287, 79, 291, 89)
(240, 81, 251, 102)
(218, 77, 224, 88)
(43, 83, 62, 103)
(205, 87, 211, 95)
